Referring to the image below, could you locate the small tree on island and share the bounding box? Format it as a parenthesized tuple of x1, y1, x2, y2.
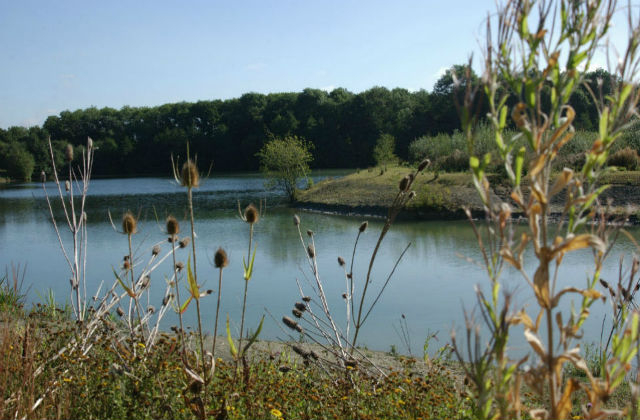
(372, 133, 397, 172)
(256, 135, 314, 201)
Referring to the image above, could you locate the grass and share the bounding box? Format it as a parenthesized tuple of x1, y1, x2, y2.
(296, 166, 482, 217)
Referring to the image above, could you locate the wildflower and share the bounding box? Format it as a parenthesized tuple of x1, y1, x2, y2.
(270, 408, 283, 418)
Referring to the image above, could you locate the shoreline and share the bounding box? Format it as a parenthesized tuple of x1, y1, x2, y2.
(294, 168, 640, 224)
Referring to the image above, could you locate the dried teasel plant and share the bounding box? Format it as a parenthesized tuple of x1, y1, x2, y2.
(454, 0, 640, 418)
(41, 137, 95, 321)
(283, 159, 432, 378)
(21, 139, 179, 419)
(170, 146, 213, 401)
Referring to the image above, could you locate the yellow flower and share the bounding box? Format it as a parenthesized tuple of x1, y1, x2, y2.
(270, 408, 283, 418)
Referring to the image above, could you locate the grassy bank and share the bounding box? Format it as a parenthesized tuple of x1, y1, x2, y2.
(296, 166, 640, 219)
(296, 167, 483, 218)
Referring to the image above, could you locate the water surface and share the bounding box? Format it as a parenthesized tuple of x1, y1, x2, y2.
(0, 173, 636, 356)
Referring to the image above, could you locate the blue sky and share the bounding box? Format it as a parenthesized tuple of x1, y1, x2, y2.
(0, 1, 635, 128)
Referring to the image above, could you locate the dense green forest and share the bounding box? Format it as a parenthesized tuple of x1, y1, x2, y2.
(0, 66, 620, 181)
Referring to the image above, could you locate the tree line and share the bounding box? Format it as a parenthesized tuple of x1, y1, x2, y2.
(0, 66, 619, 181)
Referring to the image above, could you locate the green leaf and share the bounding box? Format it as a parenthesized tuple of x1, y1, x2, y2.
(599, 107, 609, 142)
(113, 268, 136, 298)
(179, 295, 192, 314)
(469, 156, 479, 170)
(243, 246, 257, 281)
(498, 106, 508, 130)
(515, 146, 526, 187)
(242, 315, 265, 354)
(620, 83, 633, 109)
(187, 256, 199, 299)
(226, 314, 238, 359)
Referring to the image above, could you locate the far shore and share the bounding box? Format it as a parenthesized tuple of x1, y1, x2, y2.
(295, 167, 640, 223)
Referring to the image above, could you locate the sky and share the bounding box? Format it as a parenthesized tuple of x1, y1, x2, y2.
(0, 0, 636, 129)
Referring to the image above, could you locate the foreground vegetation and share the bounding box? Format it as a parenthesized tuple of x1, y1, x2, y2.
(0, 297, 469, 419)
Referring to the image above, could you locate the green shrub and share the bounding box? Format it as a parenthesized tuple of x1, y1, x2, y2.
(607, 146, 639, 170)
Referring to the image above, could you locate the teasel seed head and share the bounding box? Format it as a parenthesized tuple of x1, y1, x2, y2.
(418, 158, 431, 172)
(179, 237, 190, 248)
(338, 256, 345, 266)
(141, 276, 150, 289)
(307, 229, 313, 237)
(302, 296, 311, 302)
(152, 245, 161, 256)
(399, 174, 411, 191)
(621, 287, 630, 301)
(123, 260, 131, 270)
(64, 144, 73, 162)
(294, 302, 307, 312)
(147, 306, 155, 314)
(166, 216, 180, 236)
(599, 279, 609, 289)
(65, 180, 70, 192)
(214, 247, 229, 268)
(359, 221, 368, 232)
(122, 212, 137, 235)
(307, 244, 315, 258)
(188, 380, 202, 394)
(175, 261, 184, 272)
(292, 345, 310, 358)
(282, 316, 303, 333)
(116, 307, 124, 317)
(293, 214, 300, 226)
(408, 191, 416, 200)
(292, 308, 302, 318)
(244, 204, 259, 224)
(180, 159, 199, 188)
(278, 365, 291, 373)
(162, 295, 170, 306)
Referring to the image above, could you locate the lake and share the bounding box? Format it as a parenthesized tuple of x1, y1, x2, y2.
(0, 172, 637, 356)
